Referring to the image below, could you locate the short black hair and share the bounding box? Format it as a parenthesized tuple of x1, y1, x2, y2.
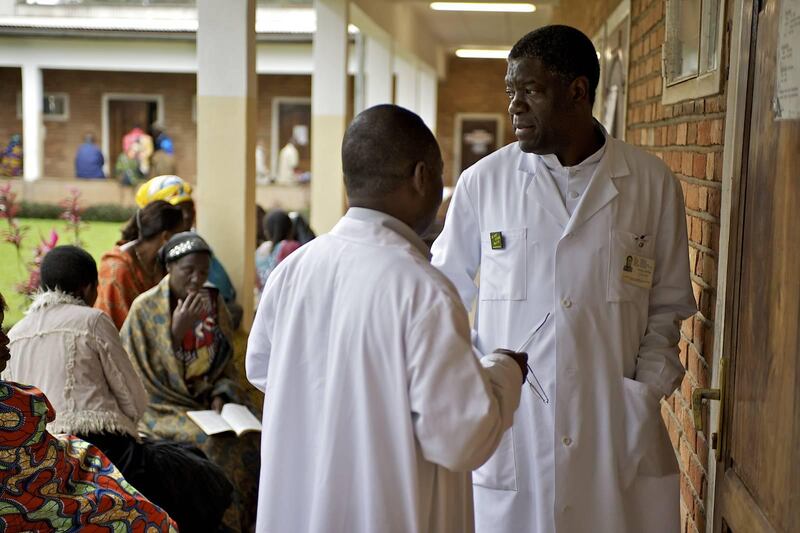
(40, 245, 98, 295)
(0, 291, 6, 312)
(509, 25, 600, 104)
(263, 209, 293, 244)
(342, 104, 440, 198)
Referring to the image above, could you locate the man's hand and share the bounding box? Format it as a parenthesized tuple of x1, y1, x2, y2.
(494, 348, 528, 385)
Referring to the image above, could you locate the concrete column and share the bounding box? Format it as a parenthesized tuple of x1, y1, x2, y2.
(417, 66, 438, 135)
(196, 0, 256, 327)
(394, 55, 418, 113)
(310, 0, 348, 233)
(21, 64, 43, 181)
(364, 35, 393, 108)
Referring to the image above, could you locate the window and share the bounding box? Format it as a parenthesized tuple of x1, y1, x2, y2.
(15, 92, 70, 121)
(662, 0, 724, 104)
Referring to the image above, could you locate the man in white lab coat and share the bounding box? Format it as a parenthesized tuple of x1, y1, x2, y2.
(246, 104, 529, 533)
(432, 25, 697, 533)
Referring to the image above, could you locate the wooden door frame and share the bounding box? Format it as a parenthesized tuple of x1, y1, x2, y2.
(100, 92, 165, 176)
(708, 0, 776, 530)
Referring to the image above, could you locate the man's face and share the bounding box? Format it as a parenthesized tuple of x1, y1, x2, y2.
(505, 57, 571, 154)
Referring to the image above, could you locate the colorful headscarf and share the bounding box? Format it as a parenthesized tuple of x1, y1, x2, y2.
(136, 175, 193, 208)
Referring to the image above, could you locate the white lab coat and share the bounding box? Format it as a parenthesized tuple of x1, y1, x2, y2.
(246, 208, 523, 533)
(432, 132, 697, 533)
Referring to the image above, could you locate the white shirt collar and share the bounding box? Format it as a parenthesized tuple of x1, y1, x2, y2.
(344, 207, 431, 259)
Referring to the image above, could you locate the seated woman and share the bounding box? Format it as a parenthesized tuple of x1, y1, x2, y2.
(0, 292, 177, 532)
(121, 232, 259, 532)
(4, 246, 233, 532)
(95, 199, 183, 329)
(255, 209, 301, 300)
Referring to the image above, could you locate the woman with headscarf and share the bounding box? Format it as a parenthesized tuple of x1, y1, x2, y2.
(255, 209, 301, 299)
(95, 199, 183, 329)
(121, 232, 259, 532)
(136, 175, 244, 328)
(0, 291, 178, 531)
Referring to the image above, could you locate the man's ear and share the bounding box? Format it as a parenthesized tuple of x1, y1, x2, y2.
(411, 161, 427, 196)
(570, 76, 591, 105)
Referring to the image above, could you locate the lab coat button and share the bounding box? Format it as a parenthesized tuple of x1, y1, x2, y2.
(568, 190, 580, 199)
(562, 436, 572, 446)
(561, 298, 572, 309)
(562, 504, 572, 513)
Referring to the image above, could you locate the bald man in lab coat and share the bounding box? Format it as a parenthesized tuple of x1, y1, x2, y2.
(246, 104, 529, 533)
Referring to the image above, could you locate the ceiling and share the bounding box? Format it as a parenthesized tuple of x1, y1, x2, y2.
(387, 0, 555, 50)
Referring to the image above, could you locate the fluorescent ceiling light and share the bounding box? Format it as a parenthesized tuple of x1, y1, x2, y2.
(431, 2, 536, 13)
(456, 48, 510, 59)
(348, 24, 360, 34)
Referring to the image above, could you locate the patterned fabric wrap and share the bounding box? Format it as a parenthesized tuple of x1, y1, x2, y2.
(0, 381, 177, 532)
(95, 246, 162, 330)
(0, 137, 22, 178)
(120, 276, 259, 532)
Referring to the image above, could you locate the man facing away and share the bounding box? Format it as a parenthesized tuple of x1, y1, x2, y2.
(432, 25, 697, 533)
(246, 104, 528, 533)
(75, 133, 105, 179)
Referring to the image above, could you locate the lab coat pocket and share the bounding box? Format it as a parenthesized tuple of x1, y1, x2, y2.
(479, 228, 527, 301)
(607, 229, 655, 303)
(473, 427, 518, 491)
(619, 377, 673, 489)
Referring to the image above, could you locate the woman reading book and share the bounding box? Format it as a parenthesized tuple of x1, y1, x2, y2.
(121, 231, 260, 532)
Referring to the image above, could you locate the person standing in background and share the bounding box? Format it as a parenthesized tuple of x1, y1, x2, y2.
(75, 133, 105, 179)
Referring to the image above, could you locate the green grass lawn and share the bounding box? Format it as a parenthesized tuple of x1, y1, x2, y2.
(1, 218, 125, 326)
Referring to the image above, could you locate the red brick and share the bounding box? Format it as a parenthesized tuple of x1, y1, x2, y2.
(692, 154, 707, 179)
(710, 119, 724, 144)
(688, 457, 706, 499)
(680, 473, 695, 514)
(676, 122, 688, 145)
(698, 121, 712, 145)
(687, 122, 698, 145)
(681, 152, 694, 175)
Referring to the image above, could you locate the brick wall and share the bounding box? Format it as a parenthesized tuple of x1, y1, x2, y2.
(4, 70, 311, 182)
(626, 1, 727, 532)
(39, 70, 197, 181)
(436, 56, 514, 186)
(0, 67, 22, 149)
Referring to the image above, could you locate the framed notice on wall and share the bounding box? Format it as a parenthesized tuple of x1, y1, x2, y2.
(453, 113, 505, 182)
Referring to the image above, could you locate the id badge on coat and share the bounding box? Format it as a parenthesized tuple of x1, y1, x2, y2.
(620, 254, 655, 289)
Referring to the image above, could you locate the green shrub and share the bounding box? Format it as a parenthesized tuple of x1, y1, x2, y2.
(18, 202, 61, 219)
(83, 204, 136, 222)
(19, 202, 135, 222)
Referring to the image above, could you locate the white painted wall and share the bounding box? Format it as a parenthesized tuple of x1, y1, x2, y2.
(0, 37, 362, 75)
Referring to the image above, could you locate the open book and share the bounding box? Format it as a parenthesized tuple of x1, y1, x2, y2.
(187, 403, 262, 437)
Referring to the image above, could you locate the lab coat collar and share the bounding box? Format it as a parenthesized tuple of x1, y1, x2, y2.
(336, 207, 432, 260)
(520, 128, 630, 236)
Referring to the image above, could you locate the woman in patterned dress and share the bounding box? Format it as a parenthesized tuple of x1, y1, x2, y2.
(0, 291, 178, 532)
